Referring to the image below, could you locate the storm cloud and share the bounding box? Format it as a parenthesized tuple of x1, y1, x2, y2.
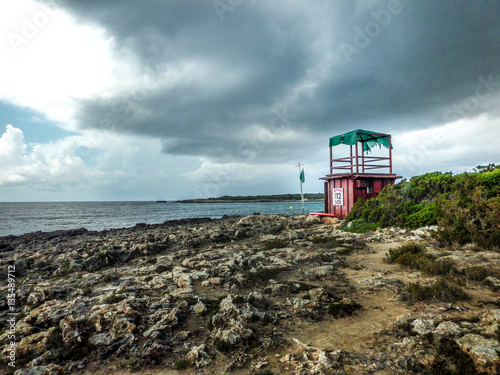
(41, 0, 500, 162)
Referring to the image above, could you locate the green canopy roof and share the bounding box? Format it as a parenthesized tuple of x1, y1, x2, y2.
(329, 129, 392, 152)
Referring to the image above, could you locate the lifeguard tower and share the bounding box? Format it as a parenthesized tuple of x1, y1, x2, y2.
(321, 129, 401, 219)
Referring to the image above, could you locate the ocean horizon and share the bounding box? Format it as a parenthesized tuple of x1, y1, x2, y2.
(0, 200, 325, 237)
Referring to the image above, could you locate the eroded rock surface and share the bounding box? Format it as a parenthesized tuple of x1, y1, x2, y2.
(0, 215, 498, 374)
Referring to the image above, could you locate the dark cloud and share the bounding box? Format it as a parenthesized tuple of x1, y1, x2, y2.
(42, 0, 500, 160)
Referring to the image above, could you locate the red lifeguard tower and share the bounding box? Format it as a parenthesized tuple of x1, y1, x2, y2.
(321, 129, 401, 219)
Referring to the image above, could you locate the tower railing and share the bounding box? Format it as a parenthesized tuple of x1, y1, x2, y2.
(330, 136, 393, 174)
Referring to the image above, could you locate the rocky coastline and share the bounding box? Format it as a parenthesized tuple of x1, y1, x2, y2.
(1, 215, 499, 374)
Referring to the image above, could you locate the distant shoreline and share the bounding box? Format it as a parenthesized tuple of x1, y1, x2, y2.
(175, 193, 324, 204)
(176, 198, 324, 203)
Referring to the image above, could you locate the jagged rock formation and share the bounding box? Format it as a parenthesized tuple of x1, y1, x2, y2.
(0, 215, 498, 374)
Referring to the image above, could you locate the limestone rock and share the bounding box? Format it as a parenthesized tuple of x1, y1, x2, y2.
(411, 318, 436, 336)
(186, 344, 211, 367)
(14, 364, 65, 375)
(432, 321, 462, 337)
(456, 334, 500, 373)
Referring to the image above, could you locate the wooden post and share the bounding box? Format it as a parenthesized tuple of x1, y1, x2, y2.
(389, 136, 393, 174)
(350, 144, 353, 173)
(355, 140, 359, 173)
(361, 141, 365, 173)
(329, 146, 332, 173)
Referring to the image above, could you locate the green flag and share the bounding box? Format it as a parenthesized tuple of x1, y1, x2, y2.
(300, 168, 305, 183)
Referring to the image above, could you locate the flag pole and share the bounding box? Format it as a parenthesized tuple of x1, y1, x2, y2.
(298, 163, 305, 215)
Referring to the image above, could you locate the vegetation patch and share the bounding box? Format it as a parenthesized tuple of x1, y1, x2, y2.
(341, 167, 500, 249)
(341, 219, 379, 233)
(126, 357, 142, 370)
(173, 358, 191, 370)
(254, 369, 276, 375)
(462, 265, 492, 281)
(245, 267, 278, 283)
(328, 299, 362, 318)
(142, 257, 157, 266)
(405, 279, 469, 303)
(214, 338, 233, 352)
(103, 290, 127, 304)
(312, 235, 347, 248)
(432, 337, 477, 374)
(155, 264, 172, 273)
(386, 243, 455, 276)
(262, 238, 289, 250)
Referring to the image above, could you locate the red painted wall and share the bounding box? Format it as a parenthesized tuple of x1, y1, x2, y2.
(324, 176, 397, 219)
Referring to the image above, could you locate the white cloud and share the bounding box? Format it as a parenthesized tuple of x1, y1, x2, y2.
(393, 115, 500, 177)
(0, 124, 90, 186)
(0, 124, 202, 200)
(0, 0, 115, 126)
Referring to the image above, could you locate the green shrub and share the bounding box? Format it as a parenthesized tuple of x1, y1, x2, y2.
(245, 267, 277, 283)
(328, 299, 362, 318)
(462, 266, 491, 281)
(335, 247, 353, 256)
(341, 218, 378, 233)
(404, 203, 439, 228)
(387, 243, 456, 277)
(312, 236, 346, 248)
(126, 357, 142, 370)
(214, 338, 232, 352)
(405, 279, 468, 302)
(434, 337, 477, 374)
(103, 291, 126, 304)
(173, 358, 190, 370)
(263, 238, 289, 250)
(155, 264, 171, 273)
(387, 243, 424, 263)
(46, 326, 62, 350)
(232, 295, 245, 305)
(254, 370, 275, 375)
(342, 169, 500, 249)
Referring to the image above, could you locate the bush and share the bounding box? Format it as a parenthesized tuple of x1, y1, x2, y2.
(342, 169, 500, 249)
(404, 203, 439, 228)
(405, 279, 468, 302)
(155, 264, 171, 273)
(328, 299, 362, 318)
(462, 266, 491, 281)
(340, 218, 378, 233)
(173, 358, 190, 370)
(433, 337, 477, 374)
(103, 291, 126, 304)
(214, 338, 232, 352)
(312, 236, 346, 248)
(263, 238, 289, 250)
(245, 267, 277, 283)
(387, 243, 424, 263)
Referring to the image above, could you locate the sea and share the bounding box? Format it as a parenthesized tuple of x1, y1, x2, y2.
(0, 201, 325, 237)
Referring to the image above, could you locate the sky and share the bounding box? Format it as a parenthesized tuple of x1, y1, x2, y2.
(0, 0, 499, 202)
